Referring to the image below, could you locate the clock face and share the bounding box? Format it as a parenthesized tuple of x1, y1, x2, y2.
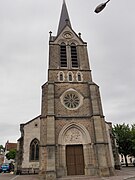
(63, 32, 73, 39)
(63, 93, 80, 109)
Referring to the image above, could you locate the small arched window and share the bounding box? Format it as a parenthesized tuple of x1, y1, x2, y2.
(76, 72, 83, 82)
(30, 139, 39, 161)
(71, 43, 78, 68)
(60, 43, 67, 67)
(76, 71, 83, 82)
(68, 72, 74, 82)
(78, 74, 81, 81)
(58, 71, 65, 82)
(60, 73, 63, 81)
(69, 74, 72, 81)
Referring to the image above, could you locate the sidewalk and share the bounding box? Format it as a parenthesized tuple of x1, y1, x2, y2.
(103, 166, 135, 180)
(0, 167, 134, 180)
(57, 167, 135, 180)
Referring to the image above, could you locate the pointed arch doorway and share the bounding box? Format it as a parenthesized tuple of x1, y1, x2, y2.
(58, 123, 92, 177)
(66, 145, 84, 175)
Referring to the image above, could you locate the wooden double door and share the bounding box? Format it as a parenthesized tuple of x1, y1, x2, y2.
(66, 145, 85, 175)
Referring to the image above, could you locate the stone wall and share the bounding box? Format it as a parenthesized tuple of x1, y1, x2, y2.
(22, 116, 40, 169)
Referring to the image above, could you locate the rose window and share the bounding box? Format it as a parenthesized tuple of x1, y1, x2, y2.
(63, 93, 80, 109)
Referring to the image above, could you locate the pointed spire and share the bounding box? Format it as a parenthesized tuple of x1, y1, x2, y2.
(57, 0, 72, 35)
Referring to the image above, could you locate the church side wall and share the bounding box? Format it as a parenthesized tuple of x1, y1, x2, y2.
(22, 117, 40, 169)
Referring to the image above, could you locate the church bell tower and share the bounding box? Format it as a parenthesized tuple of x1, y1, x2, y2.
(39, 1, 114, 179)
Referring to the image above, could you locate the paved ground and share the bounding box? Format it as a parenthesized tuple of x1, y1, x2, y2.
(0, 174, 39, 180)
(0, 167, 135, 180)
(57, 167, 135, 180)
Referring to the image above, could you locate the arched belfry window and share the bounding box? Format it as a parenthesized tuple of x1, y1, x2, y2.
(30, 139, 39, 161)
(71, 43, 78, 68)
(60, 43, 67, 67)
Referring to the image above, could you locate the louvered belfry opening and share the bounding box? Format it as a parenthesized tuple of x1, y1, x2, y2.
(71, 43, 78, 68)
(60, 43, 67, 67)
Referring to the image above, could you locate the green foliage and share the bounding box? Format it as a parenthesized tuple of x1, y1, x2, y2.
(131, 124, 135, 157)
(113, 123, 133, 166)
(113, 124, 132, 155)
(6, 149, 17, 160)
(0, 145, 4, 150)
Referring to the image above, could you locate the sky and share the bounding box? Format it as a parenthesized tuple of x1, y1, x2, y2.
(0, 0, 135, 146)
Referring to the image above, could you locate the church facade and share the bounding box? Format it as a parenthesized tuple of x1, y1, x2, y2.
(16, 1, 119, 179)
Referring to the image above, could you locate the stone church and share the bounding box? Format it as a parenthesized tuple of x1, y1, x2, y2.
(16, 1, 120, 179)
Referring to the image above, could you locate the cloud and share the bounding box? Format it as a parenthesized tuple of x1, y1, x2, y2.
(0, 123, 20, 146)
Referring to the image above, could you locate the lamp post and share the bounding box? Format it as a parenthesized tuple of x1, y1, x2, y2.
(94, 0, 110, 13)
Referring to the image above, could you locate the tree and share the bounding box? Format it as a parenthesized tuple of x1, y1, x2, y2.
(0, 145, 4, 151)
(113, 123, 132, 167)
(6, 149, 17, 160)
(0, 145, 4, 154)
(131, 124, 135, 157)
